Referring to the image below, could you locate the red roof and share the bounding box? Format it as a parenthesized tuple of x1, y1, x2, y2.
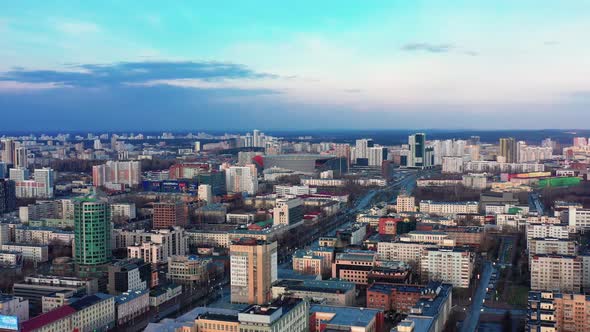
(22, 305, 76, 331)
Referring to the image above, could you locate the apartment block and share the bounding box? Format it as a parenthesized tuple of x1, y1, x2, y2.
(530, 255, 582, 293)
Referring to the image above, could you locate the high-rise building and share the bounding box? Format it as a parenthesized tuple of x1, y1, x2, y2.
(1, 139, 15, 165)
(12, 168, 54, 199)
(196, 171, 226, 196)
(152, 201, 188, 229)
(530, 254, 582, 293)
(0, 162, 6, 179)
(230, 238, 278, 304)
(0, 179, 16, 214)
(198, 184, 213, 203)
(368, 146, 387, 167)
(528, 291, 590, 332)
(9, 167, 29, 181)
(354, 138, 374, 165)
(74, 198, 111, 266)
(404, 133, 433, 169)
(226, 165, 258, 195)
(333, 144, 351, 166)
(33, 168, 54, 198)
(92, 161, 141, 188)
(14, 146, 28, 168)
(499, 137, 517, 163)
(273, 197, 304, 226)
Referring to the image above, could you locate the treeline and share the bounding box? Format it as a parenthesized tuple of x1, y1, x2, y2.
(412, 184, 481, 202)
(140, 158, 176, 171)
(50, 159, 103, 172)
(540, 181, 590, 208)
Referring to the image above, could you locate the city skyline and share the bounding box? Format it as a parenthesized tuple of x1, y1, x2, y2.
(2, 1, 590, 130)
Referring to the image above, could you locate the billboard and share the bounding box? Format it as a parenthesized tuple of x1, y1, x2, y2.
(0, 315, 18, 331)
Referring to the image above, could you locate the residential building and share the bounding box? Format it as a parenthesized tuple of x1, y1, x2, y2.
(92, 160, 141, 187)
(377, 241, 437, 269)
(530, 255, 582, 293)
(396, 194, 416, 213)
(225, 165, 258, 195)
(527, 291, 590, 332)
(112, 227, 186, 258)
(127, 242, 163, 264)
(152, 201, 188, 229)
(499, 137, 517, 163)
(230, 238, 278, 304)
(420, 248, 474, 288)
(197, 184, 213, 203)
(110, 203, 136, 221)
(0, 243, 48, 262)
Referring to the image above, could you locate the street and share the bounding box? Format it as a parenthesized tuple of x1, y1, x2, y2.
(460, 261, 493, 332)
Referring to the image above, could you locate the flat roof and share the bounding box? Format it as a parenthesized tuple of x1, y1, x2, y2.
(310, 305, 382, 327)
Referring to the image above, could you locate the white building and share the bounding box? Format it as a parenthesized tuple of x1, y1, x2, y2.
(0, 295, 29, 323)
(567, 207, 590, 229)
(127, 242, 163, 264)
(14, 168, 55, 198)
(0, 250, 22, 266)
(197, 184, 213, 203)
(92, 160, 141, 187)
(377, 241, 437, 268)
(112, 227, 186, 258)
(442, 157, 463, 173)
(1, 243, 48, 262)
(226, 165, 258, 195)
(530, 255, 581, 293)
(110, 203, 136, 221)
(420, 248, 474, 288)
(275, 185, 315, 197)
(419, 200, 479, 215)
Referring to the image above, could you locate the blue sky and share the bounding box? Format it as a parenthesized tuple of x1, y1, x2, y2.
(1, 1, 590, 130)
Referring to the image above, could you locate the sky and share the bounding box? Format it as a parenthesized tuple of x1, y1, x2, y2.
(1, 1, 590, 131)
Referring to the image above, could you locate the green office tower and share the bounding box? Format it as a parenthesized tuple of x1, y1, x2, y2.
(74, 197, 111, 265)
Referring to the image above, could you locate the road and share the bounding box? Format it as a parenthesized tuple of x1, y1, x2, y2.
(461, 261, 493, 332)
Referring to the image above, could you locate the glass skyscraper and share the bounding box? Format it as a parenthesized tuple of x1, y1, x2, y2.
(74, 197, 111, 266)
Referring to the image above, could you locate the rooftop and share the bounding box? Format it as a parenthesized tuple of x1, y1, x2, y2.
(273, 279, 355, 293)
(115, 289, 149, 304)
(310, 304, 382, 327)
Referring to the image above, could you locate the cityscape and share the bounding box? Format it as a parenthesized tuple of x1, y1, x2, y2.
(0, 131, 588, 332)
(2, 2, 590, 332)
